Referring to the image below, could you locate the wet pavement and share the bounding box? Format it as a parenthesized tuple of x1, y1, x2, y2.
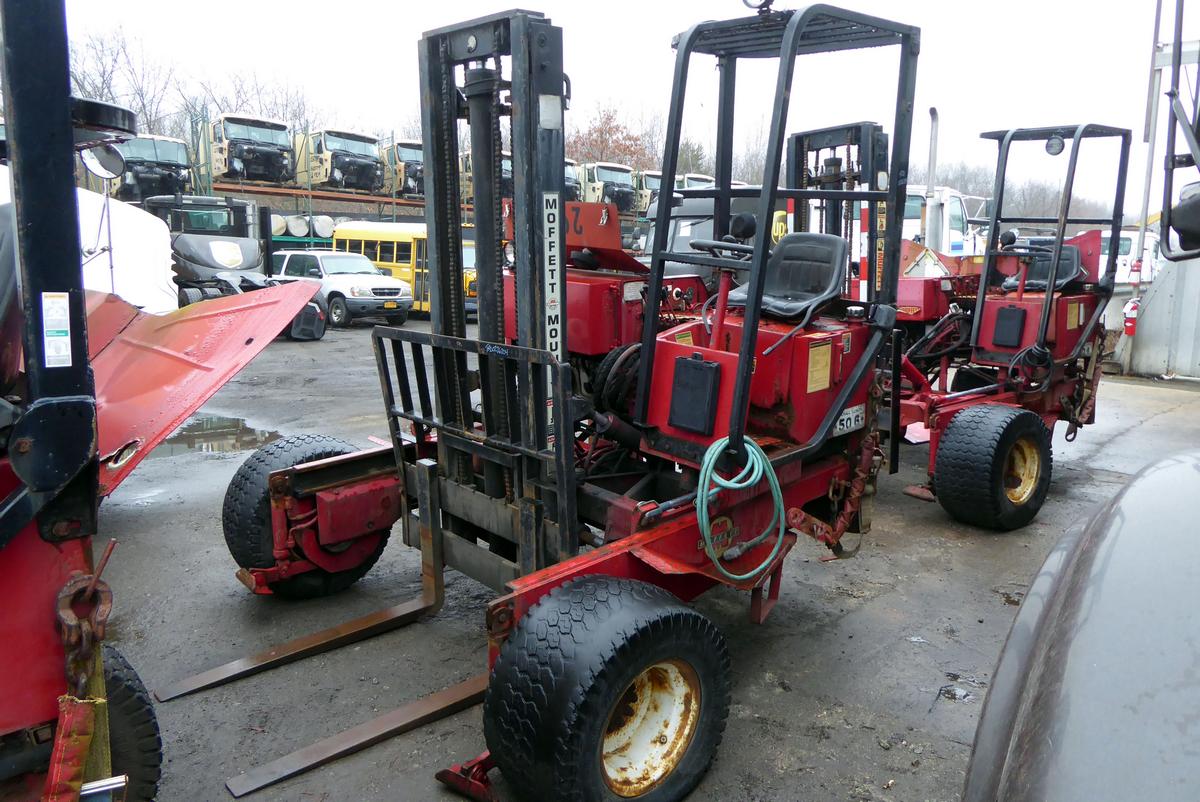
(95, 320, 1200, 802)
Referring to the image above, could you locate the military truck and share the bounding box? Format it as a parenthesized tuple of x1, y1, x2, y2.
(461, 149, 513, 204)
(581, 161, 637, 212)
(564, 157, 582, 201)
(110, 134, 192, 202)
(203, 113, 295, 184)
(634, 168, 662, 214)
(384, 139, 424, 196)
(295, 129, 385, 192)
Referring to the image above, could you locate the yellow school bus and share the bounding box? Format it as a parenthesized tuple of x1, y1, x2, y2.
(331, 221, 478, 314)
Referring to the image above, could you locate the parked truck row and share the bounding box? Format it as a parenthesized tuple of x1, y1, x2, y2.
(92, 111, 731, 215)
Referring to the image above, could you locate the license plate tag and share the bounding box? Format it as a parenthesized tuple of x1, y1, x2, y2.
(383, 301, 398, 309)
(833, 402, 866, 436)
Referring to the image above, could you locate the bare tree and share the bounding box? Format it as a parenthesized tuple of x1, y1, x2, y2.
(116, 36, 174, 135)
(69, 31, 123, 104)
(910, 160, 995, 199)
(733, 117, 769, 184)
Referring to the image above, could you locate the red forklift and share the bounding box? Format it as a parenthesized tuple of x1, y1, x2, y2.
(158, 5, 919, 800)
(895, 125, 1130, 529)
(0, 3, 320, 799)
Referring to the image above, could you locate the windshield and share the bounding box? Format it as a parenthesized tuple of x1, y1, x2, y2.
(223, 120, 290, 147)
(565, 163, 580, 183)
(596, 166, 633, 186)
(395, 144, 422, 163)
(322, 254, 379, 274)
(643, 174, 661, 191)
(1100, 236, 1133, 256)
(685, 175, 712, 188)
(118, 137, 188, 165)
(324, 133, 378, 158)
(904, 195, 925, 220)
(169, 207, 237, 234)
(667, 217, 713, 251)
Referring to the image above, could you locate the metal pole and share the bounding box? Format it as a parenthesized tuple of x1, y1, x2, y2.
(1, 0, 89, 401)
(1135, 1, 1164, 287)
(463, 62, 507, 499)
(924, 107, 942, 253)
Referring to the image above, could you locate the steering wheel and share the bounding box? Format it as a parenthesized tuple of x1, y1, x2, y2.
(997, 243, 1054, 258)
(688, 238, 758, 266)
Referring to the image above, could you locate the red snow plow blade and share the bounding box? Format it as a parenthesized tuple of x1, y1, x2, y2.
(87, 282, 318, 496)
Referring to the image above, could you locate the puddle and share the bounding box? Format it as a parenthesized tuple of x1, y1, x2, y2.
(148, 414, 280, 458)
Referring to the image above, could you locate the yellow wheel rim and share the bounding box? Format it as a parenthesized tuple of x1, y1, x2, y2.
(601, 660, 701, 797)
(1004, 436, 1041, 505)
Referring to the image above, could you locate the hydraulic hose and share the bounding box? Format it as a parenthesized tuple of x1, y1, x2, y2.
(695, 436, 787, 582)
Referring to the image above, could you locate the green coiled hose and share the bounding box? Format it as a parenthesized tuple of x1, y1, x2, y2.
(695, 435, 786, 582)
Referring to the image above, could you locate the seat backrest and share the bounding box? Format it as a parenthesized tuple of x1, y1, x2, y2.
(1002, 245, 1084, 293)
(727, 232, 847, 323)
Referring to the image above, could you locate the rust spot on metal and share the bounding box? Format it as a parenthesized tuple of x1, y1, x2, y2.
(602, 660, 701, 797)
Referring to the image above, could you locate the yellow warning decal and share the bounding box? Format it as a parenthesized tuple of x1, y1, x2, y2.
(808, 340, 832, 393)
(675, 330, 694, 346)
(1066, 301, 1079, 331)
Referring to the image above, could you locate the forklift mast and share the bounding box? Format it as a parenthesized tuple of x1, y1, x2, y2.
(634, 6, 920, 456)
(786, 121, 890, 296)
(373, 10, 574, 582)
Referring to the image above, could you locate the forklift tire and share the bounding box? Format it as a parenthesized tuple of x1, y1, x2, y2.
(103, 644, 162, 802)
(593, 344, 640, 414)
(934, 404, 1052, 530)
(484, 576, 731, 802)
(590, 345, 627, 408)
(222, 434, 389, 598)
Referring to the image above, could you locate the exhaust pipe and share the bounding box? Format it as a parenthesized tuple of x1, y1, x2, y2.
(924, 107, 943, 253)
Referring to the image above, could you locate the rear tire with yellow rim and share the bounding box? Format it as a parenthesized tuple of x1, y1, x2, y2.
(933, 404, 1053, 530)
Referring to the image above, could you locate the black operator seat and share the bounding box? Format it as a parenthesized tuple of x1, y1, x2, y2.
(1001, 245, 1085, 293)
(726, 232, 847, 325)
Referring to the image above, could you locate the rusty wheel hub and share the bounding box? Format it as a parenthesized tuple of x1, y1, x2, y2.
(601, 659, 701, 797)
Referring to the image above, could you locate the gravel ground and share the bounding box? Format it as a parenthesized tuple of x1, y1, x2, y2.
(94, 320, 1200, 802)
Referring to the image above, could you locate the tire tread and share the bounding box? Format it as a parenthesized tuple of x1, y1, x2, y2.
(483, 576, 730, 802)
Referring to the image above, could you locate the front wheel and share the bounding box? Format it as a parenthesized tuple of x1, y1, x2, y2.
(934, 404, 1053, 530)
(328, 296, 350, 328)
(386, 311, 408, 326)
(104, 645, 163, 802)
(484, 576, 731, 802)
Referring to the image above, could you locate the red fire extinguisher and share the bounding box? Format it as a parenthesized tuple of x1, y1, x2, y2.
(1123, 297, 1140, 337)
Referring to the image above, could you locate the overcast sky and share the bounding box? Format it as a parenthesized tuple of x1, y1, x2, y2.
(65, 0, 1192, 215)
